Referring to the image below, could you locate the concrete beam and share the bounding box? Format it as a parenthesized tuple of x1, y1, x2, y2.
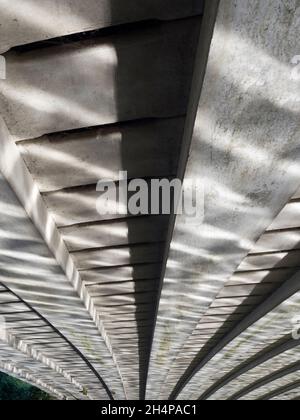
(199, 338, 300, 400)
(147, 0, 300, 400)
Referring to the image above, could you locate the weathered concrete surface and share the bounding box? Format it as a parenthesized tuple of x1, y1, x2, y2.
(0, 0, 204, 53)
(18, 118, 183, 192)
(0, 19, 200, 140)
(0, 340, 77, 400)
(147, 0, 300, 400)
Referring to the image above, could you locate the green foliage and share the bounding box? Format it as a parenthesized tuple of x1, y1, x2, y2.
(0, 371, 52, 400)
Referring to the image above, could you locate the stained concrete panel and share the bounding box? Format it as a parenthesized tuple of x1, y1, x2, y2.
(0, 19, 200, 140)
(0, 0, 204, 53)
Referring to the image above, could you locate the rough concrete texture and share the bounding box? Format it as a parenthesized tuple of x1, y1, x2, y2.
(147, 0, 300, 400)
(0, 0, 204, 53)
(238, 249, 300, 271)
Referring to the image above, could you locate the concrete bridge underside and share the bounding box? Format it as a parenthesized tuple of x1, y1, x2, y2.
(0, 0, 299, 400)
